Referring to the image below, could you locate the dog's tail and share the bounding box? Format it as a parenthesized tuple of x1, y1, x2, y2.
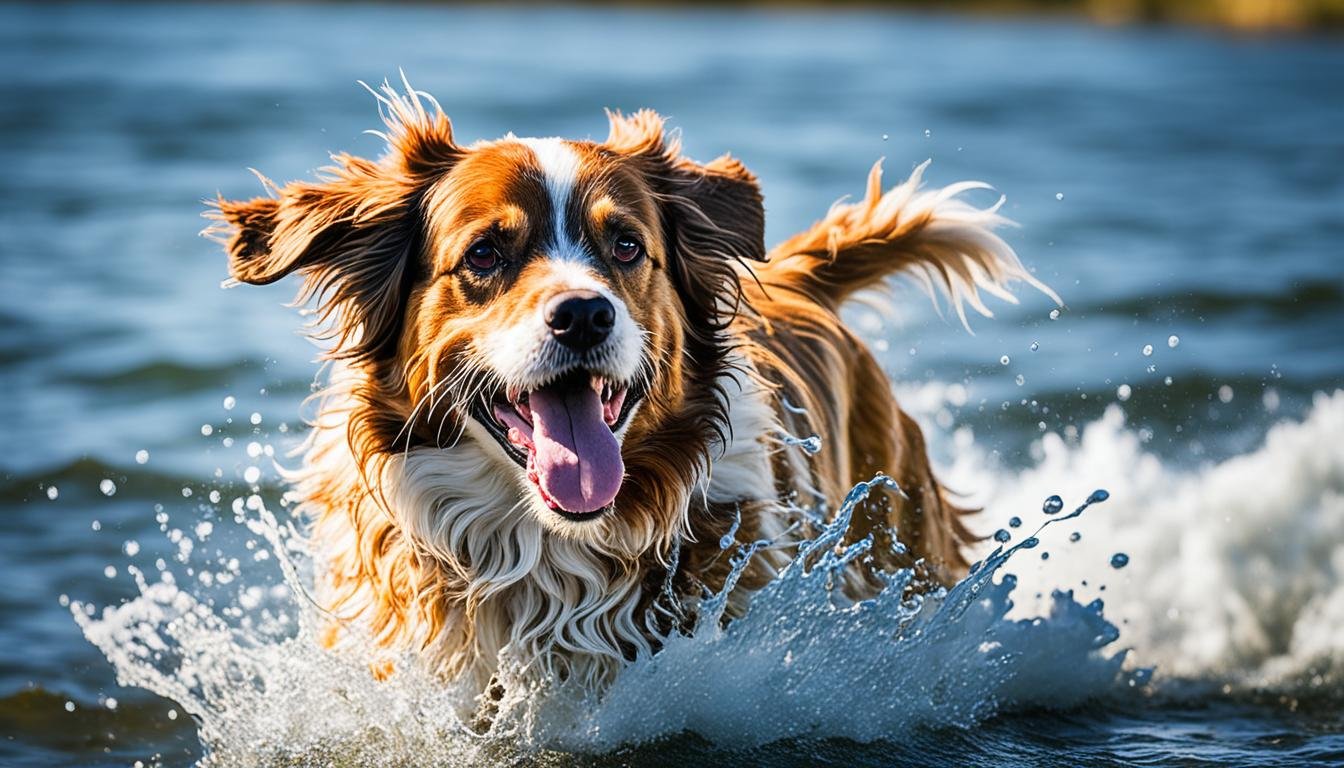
(756, 160, 1059, 323)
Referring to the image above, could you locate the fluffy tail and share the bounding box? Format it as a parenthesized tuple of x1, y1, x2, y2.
(758, 160, 1059, 325)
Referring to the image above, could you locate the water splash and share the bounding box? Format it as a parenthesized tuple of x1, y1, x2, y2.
(74, 468, 1133, 762)
(943, 387, 1344, 697)
(526, 485, 1131, 751)
(718, 503, 743, 550)
(779, 432, 822, 456)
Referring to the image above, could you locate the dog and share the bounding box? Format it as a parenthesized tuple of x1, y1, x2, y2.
(209, 80, 1053, 697)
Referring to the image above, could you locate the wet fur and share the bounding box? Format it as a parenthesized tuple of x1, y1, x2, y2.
(208, 80, 1053, 697)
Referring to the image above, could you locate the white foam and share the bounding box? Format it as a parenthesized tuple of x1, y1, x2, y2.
(948, 388, 1344, 696)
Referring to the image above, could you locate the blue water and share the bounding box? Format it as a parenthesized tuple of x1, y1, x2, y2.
(2, 3, 1343, 766)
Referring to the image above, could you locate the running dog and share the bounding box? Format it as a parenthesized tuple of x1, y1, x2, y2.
(210, 80, 1053, 695)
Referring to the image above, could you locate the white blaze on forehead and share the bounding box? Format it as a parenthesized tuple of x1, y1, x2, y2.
(517, 137, 583, 259)
(482, 139, 643, 390)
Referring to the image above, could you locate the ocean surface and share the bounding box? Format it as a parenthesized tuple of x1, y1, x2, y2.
(2, 3, 1342, 766)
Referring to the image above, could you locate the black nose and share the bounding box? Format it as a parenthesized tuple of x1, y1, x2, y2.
(545, 292, 615, 351)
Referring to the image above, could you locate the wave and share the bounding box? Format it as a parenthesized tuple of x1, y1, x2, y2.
(70, 388, 1344, 762)
(947, 388, 1344, 699)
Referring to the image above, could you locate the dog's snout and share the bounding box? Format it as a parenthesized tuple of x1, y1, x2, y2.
(545, 291, 615, 351)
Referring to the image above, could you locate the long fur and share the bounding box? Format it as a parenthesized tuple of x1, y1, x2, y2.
(209, 80, 1054, 704)
(760, 159, 1059, 324)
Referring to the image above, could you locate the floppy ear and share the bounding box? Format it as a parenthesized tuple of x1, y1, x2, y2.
(207, 81, 464, 362)
(604, 110, 765, 329)
(208, 157, 425, 363)
(215, 195, 284, 284)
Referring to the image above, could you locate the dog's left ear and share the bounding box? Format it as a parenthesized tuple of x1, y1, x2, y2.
(605, 110, 765, 326)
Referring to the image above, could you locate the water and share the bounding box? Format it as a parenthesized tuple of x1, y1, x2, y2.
(2, 3, 1342, 765)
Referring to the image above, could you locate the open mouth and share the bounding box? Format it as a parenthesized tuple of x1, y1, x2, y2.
(471, 369, 643, 520)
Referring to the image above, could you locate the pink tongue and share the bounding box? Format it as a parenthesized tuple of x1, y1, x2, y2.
(528, 385, 624, 514)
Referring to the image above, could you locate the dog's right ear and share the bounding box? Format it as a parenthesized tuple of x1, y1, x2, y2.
(209, 156, 421, 290)
(206, 159, 430, 363)
(206, 81, 465, 362)
(215, 194, 286, 285)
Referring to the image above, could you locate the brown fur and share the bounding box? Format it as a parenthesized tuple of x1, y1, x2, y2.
(208, 84, 1049, 691)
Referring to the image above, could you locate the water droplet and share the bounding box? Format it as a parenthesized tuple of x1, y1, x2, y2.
(1041, 552, 1050, 560)
(1142, 344, 1153, 357)
(99, 479, 117, 497)
(993, 529, 1011, 543)
(64, 701, 75, 713)
(195, 521, 214, 540)
(246, 442, 263, 458)
(781, 433, 822, 455)
(1110, 553, 1130, 569)
(201, 424, 214, 436)
(1042, 495, 1064, 515)
(1263, 388, 1281, 412)
(1000, 355, 1010, 366)
(122, 540, 140, 556)
(1164, 376, 1173, 386)
(209, 490, 222, 504)
(134, 449, 149, 465)
(1015, 374, 1025, 386)
(1049, 309, 1060, 320)
(1030, 341, 1039, 352)
(1055, 192, 1064, 201)
(1218, 385, 1234, 403)
(46, 486, 59, 501)
(243, 466, 261, 485)
(1021, 537, 1040, 549)
(181, 487, 193, 498)
(223, 395, 236, 410)
(1116, 384, 1132, 401)
(250, 412, 262, 426)
(103, 565, 117, 579)
(1167, 335, 1180, 348)
(1087, 489, 1110, 504)
(168, 709, 178, 720)
(1069, 531, 1082, 542)
(881, 133, 889, 141)
(923, 129, 931, 138)
(104, 697, 118, 711)
(90, 520, 101, 532)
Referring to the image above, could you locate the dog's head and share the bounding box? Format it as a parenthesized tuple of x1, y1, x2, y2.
(213, 85, 764, 552)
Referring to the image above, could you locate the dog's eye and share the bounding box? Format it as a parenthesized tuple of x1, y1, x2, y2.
(465, 240, 498, 272)
(612, 234, 643, 264)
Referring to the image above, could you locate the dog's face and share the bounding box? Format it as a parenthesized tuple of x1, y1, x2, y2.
(416, 138, 680, 523)
(214, 95, 764, 551)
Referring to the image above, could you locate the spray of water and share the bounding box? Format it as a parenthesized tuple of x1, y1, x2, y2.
(73, 452, 1135, 764)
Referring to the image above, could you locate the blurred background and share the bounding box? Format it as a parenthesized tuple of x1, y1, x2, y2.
(1, 2, 1341, 766)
